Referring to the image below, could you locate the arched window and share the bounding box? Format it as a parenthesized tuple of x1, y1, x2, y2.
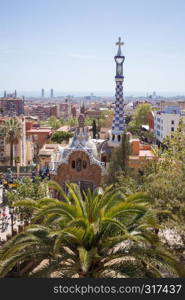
(76, 158, 82, 171)
(83, 160, 87, 169)
(102, 156, 107, 163)
(101, 156, 107, 167)
(71, 160, 75, 169)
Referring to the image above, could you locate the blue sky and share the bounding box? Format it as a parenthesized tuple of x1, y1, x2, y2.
(0, 0, 185, 96)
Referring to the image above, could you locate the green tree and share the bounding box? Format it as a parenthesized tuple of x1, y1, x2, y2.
(140, 158, 185, 262)
(0, 118, 22, 166)
(7, 176, 48, 222)
(0, 182, 183, 278)
(107, 120, 185, 264)
(85, 117, 94, 126)
(59, 118, 65, 126)
(106, 133, 130, 185)
(67, 117, 78, 127)
(142, 119, 185, 222)
(133, 103, 152, 126)
(127, 104, 152, 136)
(135, 121, 185, 261)
(48, 116, 61, 129)
(7, 177, 48, 202)
(98, 110, 114, 128)
(51, 131, 73, 144)
(163, 118, 185, 164)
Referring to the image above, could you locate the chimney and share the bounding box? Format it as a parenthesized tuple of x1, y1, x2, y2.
(131, 139, 140, 155)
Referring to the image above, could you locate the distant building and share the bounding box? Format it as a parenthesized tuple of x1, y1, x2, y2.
(39, 144, 59, 168)
(80, 102, 86, 114)
(26, 122, 52, 149)
(50, 89, 54, 98)
(124, 102, 134, 116)
(57, 103, 71, 119)
(0, 95, 24, 117)
(128, 139, 156, 173)
(41, 88, 45, 98)
(29, 105, 57, 120)
(159, 100, 185, 110)
(71, 106, 77, 117)
(86, 109, 101, 118)
(152, 91, 156, 99)
(154, 106, 185, 144)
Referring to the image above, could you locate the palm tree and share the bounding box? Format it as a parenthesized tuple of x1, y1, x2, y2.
(0, 182, 184, 278)
(0, 118, 22, 166)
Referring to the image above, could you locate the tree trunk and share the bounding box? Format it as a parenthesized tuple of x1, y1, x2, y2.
(10, 142, 14, 166)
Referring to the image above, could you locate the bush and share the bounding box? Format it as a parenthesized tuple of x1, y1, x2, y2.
(51, 131, 73, 143)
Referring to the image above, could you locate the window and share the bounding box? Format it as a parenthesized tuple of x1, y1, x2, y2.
(76, 158, 82, 172)
(171, 120, 174, 125)
(71, 160, 75, 169)
(112, 134, 115, 141)
(83, 161, 87, 169)
(171, 127, 174, 132)
(118, 135, 121, 142)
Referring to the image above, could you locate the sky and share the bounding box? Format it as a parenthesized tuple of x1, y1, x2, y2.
(0, 0, 185, 96)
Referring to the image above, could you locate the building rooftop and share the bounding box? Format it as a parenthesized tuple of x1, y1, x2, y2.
(57, 126, 70, 132)
(139, 150, 154, 157)
(0, 97, 23, 101)
(26, 128, 52, 133)
(39, 144, 59, 156)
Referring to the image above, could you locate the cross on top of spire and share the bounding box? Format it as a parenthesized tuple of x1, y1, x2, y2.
(116, 37, 124, 56)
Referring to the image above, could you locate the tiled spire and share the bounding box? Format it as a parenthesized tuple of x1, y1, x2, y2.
(111, 37, 125, 143)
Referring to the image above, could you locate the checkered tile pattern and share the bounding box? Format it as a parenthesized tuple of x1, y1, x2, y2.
(112, 80, 125, 134)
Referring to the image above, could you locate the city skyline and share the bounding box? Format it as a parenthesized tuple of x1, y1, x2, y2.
(1, 90, 185, 98)
(0, 0, 185, 94)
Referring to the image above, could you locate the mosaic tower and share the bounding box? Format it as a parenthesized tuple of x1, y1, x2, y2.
(111, 37, 125, 144)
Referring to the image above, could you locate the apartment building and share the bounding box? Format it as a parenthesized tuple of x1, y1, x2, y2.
(0, 97, 24, 116)
(29, 105, 57, 120)
(154, 106, 185, 144)
(159, 100, 185, 110)
(57, 103, 71, 119)
(26, 122, 52, 151)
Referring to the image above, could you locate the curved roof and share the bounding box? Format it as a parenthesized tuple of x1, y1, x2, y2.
(49, 124, 106, 174)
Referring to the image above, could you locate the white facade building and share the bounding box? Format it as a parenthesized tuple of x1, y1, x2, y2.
(154, 106, 185, 143)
